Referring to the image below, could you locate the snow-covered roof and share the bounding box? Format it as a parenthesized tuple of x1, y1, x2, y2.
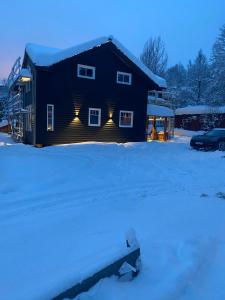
(175, 105, 225, 115)
(25, 36, 166, 88)
(0, 120, 8, 128)
(147, 104, 174, 117)
(20, 68, 32, 78)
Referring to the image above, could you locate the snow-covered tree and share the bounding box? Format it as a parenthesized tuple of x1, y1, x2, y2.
(209, 24, 225, 105)
(140, 36, 168, 77)
(165, 63, 188, 107)
(186, 49, 211, 105)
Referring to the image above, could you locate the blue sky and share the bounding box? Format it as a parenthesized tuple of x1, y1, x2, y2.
(0, 0, 224, 79)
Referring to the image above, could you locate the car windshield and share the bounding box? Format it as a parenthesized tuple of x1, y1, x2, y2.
(205, 129, 225, 137)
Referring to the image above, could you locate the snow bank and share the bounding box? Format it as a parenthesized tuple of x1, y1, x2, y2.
(25, 36, 166, 88)
(175, 105, 225, 115)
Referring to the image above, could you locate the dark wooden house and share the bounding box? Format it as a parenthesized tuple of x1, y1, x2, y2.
(175, 105, 225, 131)
(8, 36, 166, 146)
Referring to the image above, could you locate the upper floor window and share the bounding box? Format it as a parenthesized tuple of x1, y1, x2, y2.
(47, 104, 54, 131)
(77, 64, 95, 79)
(119, 110, 134, 128)
(117, 71, 132, 85)
(88, 108, 101, 127)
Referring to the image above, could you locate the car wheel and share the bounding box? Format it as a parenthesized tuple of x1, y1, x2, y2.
(218, 141, 225, 151)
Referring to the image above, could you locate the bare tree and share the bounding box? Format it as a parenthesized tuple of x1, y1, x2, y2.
(140, 36, 168, 77)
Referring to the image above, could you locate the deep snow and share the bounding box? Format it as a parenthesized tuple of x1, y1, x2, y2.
(1, 133, 225, 300)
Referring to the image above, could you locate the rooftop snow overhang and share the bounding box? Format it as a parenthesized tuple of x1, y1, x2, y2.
(25, 36, 167, 88)
(147, 104, 174, 117)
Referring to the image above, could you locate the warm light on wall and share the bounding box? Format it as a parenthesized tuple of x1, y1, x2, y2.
(109, 111, 113, 119)
(19, 76, 32, 83)
(74, 106, 80, 118)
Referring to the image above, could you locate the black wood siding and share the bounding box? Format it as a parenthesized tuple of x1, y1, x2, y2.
(34, 42, 159, 145)
(22, 55, 36, 145)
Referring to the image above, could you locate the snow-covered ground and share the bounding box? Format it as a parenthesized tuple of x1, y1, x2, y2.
(1, 133, 225, 300)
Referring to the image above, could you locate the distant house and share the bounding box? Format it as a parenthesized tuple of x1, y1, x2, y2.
(7, 36, 167, 146)
(175, 105, 225, 131)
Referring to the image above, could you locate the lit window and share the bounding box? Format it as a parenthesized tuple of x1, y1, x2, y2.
(77, 64, 95, 79)
(88, 108, 101, 127)
(119, 110, 134, 128)
(117, 71, 132, 85)
(47, 104, 54, 131)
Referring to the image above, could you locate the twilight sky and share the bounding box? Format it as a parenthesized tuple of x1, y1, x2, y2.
(0, 0, 224, 79)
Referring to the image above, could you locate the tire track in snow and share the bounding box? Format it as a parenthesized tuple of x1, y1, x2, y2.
(0, 179, 175, 223)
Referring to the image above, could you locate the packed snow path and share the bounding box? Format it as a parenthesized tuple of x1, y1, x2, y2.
(0, 133, 225, 300)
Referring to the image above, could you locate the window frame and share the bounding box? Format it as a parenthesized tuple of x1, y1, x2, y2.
(88, 108, 101, 127)
(47, 104, 54, 131)
(77, 64, 96, 80)
(119, 110, 134, 128)
(116, 71, 132, 85)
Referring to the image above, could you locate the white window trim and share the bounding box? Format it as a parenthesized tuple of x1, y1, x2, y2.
(119, 110, 134, 128)
(47, 104, 54, 131)
(77, 64, 96, 79)
(88, 108, 101, 127)
(117, 71, 132, 85)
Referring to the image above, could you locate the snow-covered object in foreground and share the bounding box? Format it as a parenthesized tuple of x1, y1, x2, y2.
(118, 262, 137, 281)
(175, 105, 225, 115)
(147, 104, 174, 117)
(126, 228, 140, 249)
(25, 36, 166, 88)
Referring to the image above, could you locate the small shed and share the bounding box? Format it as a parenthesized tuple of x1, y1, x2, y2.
(0, 120, 10, 133)
(175, 105, 225, 131)
(147, 104, 174, 141)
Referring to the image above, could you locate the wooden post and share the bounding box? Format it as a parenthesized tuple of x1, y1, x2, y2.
(151, 116, 157, 140)
(164, 117, 168, 141)
(145, 116, 149, 141)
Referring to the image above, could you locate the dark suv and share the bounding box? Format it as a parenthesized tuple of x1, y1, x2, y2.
(190, 128, 225, 151)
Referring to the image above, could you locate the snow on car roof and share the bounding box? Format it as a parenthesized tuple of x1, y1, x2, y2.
(25, 36, 166, 88)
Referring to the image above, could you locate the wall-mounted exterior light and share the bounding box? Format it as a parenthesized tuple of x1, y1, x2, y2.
(18, 68, 32, 83)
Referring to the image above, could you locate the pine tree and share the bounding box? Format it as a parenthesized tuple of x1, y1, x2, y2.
(209, 24, 225, 105)
(186, 49, 210, 105)
(165, 63, 188, 107)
